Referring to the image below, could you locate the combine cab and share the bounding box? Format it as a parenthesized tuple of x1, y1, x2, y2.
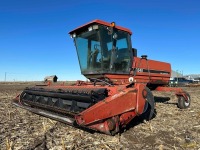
(13, 20, 191, 135)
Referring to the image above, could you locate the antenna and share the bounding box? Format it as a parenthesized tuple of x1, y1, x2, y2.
(4, 72, 7, 82)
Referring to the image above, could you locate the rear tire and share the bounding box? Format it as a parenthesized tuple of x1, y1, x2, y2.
(139, 87, 155, 121)
(177, 93, 191, 109)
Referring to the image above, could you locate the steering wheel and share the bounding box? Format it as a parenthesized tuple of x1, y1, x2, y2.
(94, 44, 100, 50)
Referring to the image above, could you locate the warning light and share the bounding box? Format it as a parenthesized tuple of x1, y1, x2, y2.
(111, 22, 115, 27)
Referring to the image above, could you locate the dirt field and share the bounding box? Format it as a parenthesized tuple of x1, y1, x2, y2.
(0, 82, 200, 150)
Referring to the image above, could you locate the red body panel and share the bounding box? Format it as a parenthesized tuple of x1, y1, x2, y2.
(75, 83, 147, 134)
(133, 57, 171, 73)
(132, 57, 171, 85)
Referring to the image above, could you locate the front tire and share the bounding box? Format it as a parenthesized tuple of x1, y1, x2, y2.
(139, 87, 155, 121)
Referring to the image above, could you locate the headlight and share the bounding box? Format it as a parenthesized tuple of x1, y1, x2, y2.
(88, 25, 99, 31)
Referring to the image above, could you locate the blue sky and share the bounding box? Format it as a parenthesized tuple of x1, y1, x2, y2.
(0, 0, 200, 81)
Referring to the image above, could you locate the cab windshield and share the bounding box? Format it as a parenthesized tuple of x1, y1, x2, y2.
(74, 25, 132, 75)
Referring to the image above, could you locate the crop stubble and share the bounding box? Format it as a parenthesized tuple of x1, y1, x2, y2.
(0, 82, 200, 149)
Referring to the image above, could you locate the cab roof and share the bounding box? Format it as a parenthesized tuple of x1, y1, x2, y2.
(69, 19, 132, 35)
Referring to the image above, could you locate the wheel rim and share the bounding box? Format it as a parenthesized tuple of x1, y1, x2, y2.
(184, 96, 190, 107)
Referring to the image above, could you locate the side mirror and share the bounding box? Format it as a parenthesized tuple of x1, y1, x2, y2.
(132, 48, 137, 57)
